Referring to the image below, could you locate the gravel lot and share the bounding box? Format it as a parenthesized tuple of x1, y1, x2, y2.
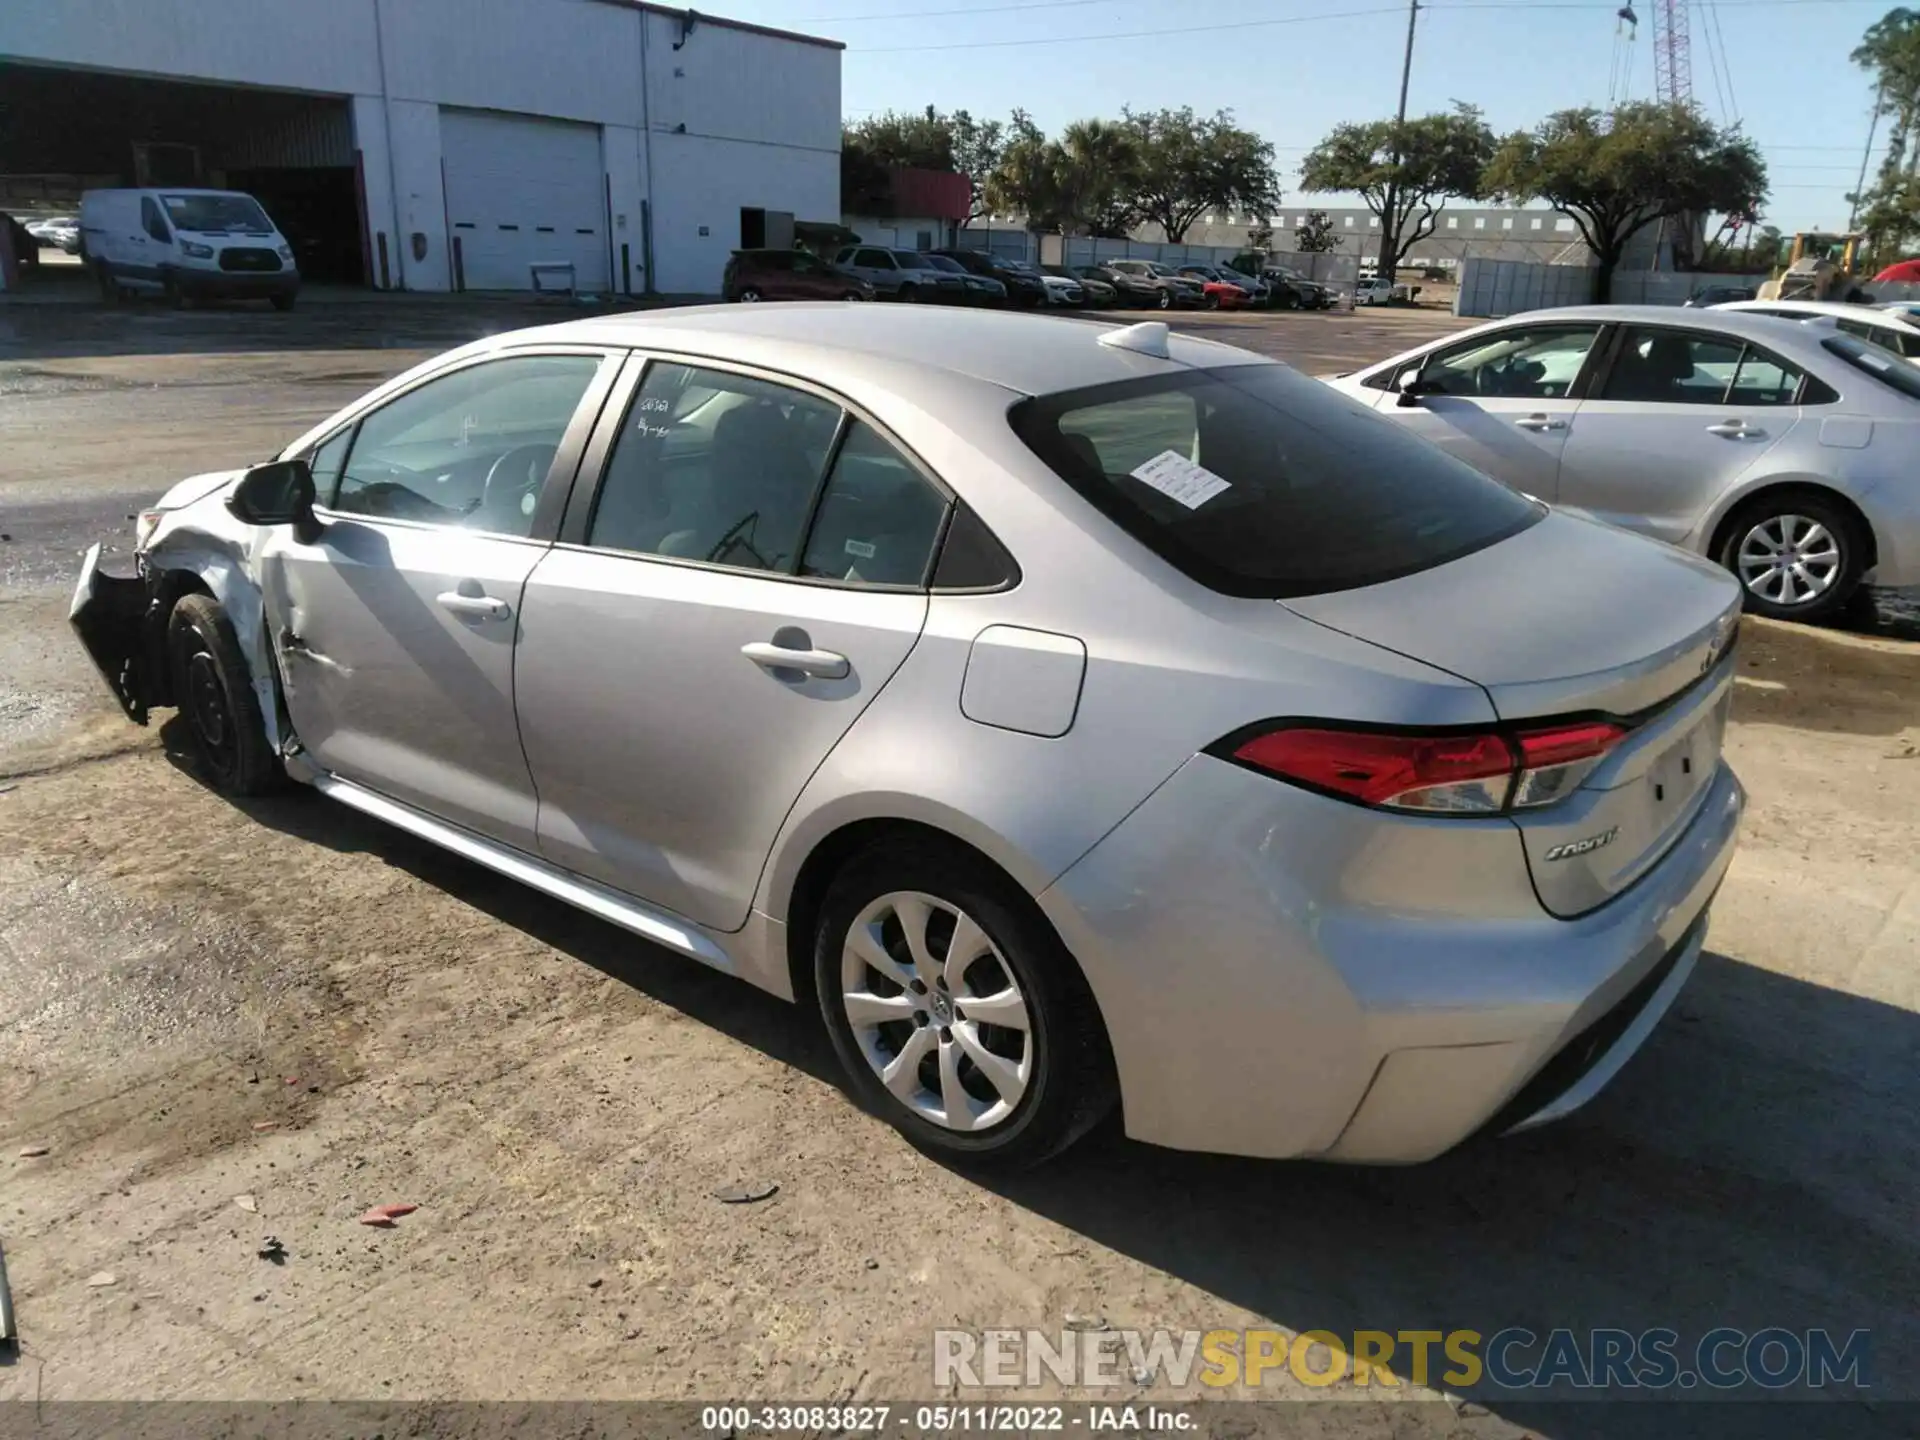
(1, 298, 1916, 1437)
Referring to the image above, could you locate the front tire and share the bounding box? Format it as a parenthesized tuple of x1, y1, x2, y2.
(166, 594, 283, 796)
(897, 284, 920, 304)
(1719, 493, 1865, 624)
(814, 839, 1115, 1170)
(737, 286, 763, 302)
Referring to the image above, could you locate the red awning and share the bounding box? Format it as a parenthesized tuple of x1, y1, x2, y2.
(885, 167, 973, 223)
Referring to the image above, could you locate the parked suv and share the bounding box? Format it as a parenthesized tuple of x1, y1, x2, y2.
(723, 248, 872, 302)
(1263, 265, 1334, 310)
(1104, 259, 1206, 310)
(929, 248, 1049, 308)
(833, 246, 967, 303)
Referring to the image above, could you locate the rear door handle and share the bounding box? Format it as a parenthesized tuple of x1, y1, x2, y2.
(1515, 414, 1567, 432)
(1706, 421, 1765, 439)
(436, 591, 511, 619)
(741, 640, 849, 680)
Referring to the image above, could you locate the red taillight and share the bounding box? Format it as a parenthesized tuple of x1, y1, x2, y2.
(1510, 720, 1626, 808)
(1233, 728, 1516, 813)
(1228, 720, 1628, 815)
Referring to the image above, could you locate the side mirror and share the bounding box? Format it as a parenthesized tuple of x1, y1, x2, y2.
(1394, 368, 1427, 407)
(228, 458, 321, 543)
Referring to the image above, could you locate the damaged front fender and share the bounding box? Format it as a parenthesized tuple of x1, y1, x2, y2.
(69, 480, 292, 758)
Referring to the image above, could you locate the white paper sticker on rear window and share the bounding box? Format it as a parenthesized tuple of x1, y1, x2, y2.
(1129, 449, 1231, 509)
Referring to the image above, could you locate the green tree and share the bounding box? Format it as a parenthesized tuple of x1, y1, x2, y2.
(1293, 209, 1342, 252)
(1850, 10, 1920, 252)
(842, 106, 1006, 222)
(1483, 102, 1767, 301)
(1054, 118, 1143, 237)
(1122, 106, 1282, 243)
(985, 110, 1066, 231)
(1299, 104, 1493, 283)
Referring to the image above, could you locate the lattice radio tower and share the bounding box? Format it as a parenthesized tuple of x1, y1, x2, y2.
(1651, 0, 1692, 107)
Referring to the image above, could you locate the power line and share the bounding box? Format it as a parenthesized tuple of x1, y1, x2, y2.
(822, 0, 1876, 23)
(854, 5, 1404, 51)
(846, 0, 1873, 52)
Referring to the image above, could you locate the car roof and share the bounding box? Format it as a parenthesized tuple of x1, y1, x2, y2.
(526, 303, 1268, 396)
(1716, 298, 1920, 329)
(1386, 303, 1870, 373)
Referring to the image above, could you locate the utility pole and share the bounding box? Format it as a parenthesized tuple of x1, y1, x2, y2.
(1379, 0, 1419, 283)
(1847, 83, 1884, 233)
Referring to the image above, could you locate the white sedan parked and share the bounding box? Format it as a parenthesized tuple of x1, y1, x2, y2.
(1322, 304, 1920, 621)
(1712, 298, 1920, 362)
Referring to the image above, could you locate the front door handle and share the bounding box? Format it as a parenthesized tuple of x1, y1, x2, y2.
(741, 639, 849, 680)
(436, 591, 511, 619)
(1515, 413, 1567, 432)
(1706, 421, 1766, 439)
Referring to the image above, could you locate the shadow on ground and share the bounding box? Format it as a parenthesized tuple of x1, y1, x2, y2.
(169, 716, 1918, 1440)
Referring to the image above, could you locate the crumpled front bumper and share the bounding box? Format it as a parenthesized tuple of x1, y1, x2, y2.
(69, 542, 152, 724)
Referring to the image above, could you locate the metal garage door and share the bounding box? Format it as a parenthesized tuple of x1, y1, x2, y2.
(441, 109, 606, 292)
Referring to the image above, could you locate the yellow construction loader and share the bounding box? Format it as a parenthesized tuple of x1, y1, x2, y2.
(1758, 232, 1868, 301)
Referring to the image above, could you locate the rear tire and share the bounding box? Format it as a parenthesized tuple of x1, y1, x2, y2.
(814, 839, 1116, 1171)
(1717, 492, 1866, 624)
(166, 594, 284, 797)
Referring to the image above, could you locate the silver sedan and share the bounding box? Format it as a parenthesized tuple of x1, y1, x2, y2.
(73, 307, 1743, 1168)
(1323, 304, 1920, 622)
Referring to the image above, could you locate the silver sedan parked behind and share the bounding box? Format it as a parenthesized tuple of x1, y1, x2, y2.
(1323, 305, 1920, 622)
(73, 308, 1744, 1169)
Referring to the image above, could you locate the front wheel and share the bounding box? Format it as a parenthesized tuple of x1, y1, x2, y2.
(1719, 494, 1865, 624)
(736, 286, 763, 302)
(93, 261, 124, 305)
(166, 594, 284, 796)
(897, 284, 920, 304)
(841, 289, 865, 302)
(270, 291, 297, 312)
(814, 840, 1115, 1170)
(1156, 290, 1172, 310)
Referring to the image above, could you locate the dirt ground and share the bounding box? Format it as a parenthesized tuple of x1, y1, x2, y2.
(1, 300, 1916, 1438)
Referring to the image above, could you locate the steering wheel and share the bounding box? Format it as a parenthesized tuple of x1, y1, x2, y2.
(481, 444, 557, 529)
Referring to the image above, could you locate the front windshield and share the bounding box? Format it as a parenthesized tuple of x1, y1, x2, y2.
(922, 255, 965, 273)
(1146, 263, 1178, 277)
(161, 193, 273, 234)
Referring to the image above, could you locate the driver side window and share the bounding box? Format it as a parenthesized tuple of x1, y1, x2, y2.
(1417, 325, 1602, 400)
(331, 354, 602, 537)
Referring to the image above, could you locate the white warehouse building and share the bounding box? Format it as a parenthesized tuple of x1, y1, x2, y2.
(0, 0, 842, 295)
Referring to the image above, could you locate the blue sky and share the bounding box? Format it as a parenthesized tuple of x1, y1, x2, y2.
(719, 0, 1893, 233)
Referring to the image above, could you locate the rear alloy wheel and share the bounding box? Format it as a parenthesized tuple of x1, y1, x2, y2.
(815, 842, 1114, 1169)
(166, 594, 284, 797)
(737, 287, 764, 302)
(1721, 494, 1864, 624)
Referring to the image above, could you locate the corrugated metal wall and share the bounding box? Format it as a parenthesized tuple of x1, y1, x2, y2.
(218, 97, 353, 170)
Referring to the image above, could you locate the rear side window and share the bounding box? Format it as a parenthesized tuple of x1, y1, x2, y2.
(1823, 335, 1920, 400)
(1600, 327, 1804, 406)
(1008, 364, 1541, 599)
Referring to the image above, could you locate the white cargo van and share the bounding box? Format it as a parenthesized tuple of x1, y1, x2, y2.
(79, 188, 300, 309)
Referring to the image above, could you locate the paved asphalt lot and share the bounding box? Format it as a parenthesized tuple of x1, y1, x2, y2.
(1, 297, 1917, 1437)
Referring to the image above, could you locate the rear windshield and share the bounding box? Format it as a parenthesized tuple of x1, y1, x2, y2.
(1823, 334, 1920, 400)
(161, 193, 272, 234)
(1008, 364, 1542, 599)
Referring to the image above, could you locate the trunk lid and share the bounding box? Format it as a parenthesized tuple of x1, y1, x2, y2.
(1284, 510, 1743, 916)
